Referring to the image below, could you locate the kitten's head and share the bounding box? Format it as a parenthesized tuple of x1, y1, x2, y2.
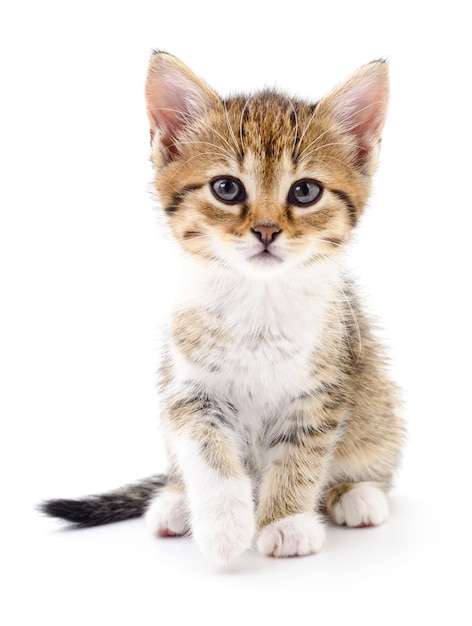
(145, 53, 389, 278)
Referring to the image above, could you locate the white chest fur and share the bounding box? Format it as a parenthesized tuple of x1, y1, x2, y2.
(167, 257, 344, 415)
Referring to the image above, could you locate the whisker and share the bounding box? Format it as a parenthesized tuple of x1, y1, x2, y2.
(295, 106, 319, 158)
(197, 116, 240, 158)
(298, 100, 384, 162)
(166, 151, 234, 190)
(151, 105, 238, 162)
(223, 100, 243, 158)
(293, 233, 345, 249)
(297, 122, 338, 160)
(299, 139, 348, 161)
(298, 148, 351, 168)
(172, 139, 234, 160)
(239, 97, 253, 154)
(284, 98, 299, 161)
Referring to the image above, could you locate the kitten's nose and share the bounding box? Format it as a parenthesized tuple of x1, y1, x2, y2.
(252, 224, 281, 246)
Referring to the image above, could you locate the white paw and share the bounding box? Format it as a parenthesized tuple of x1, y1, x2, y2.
(332, 483, 389, 528)
(191, 479, 255, 564)
(257, 512, 326, 557)
(145, 489, 190, 537)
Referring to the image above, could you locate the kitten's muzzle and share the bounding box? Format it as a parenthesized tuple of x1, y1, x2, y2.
(252, 224, 282, 247)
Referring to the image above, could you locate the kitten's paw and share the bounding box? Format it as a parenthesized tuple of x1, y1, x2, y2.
(192, 481, 256, 564)
(330, 482, 389, 528)
(145, 489, 190, 537)
(257, 512, 326, 557)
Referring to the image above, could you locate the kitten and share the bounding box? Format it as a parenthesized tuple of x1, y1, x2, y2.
(41, 52, 405, 563)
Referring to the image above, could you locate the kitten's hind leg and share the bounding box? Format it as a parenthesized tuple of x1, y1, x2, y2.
(145, 484, 190, 537)
(325, 482, 389, 528)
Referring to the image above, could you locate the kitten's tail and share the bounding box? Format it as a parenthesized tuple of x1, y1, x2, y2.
(39, 474, 167, 528)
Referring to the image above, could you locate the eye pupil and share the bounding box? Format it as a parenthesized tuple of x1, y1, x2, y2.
(297, 182, 309, 196)
(221, 180, 235, 196)
(211, 177, 246, 204)
(289, 179, 323, 206)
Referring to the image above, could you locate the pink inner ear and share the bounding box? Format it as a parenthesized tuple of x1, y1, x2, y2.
(146, 76, 195, 155)
(145, 54, 221, 160)
(330, 67, 389, 167)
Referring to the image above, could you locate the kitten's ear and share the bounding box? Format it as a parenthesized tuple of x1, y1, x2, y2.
(145, 52, 220, 161)
(319, 61, 389, 172)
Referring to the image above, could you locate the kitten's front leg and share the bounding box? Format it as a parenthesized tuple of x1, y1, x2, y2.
(167, 399, 255, 564)
(256, 403, 341, 557)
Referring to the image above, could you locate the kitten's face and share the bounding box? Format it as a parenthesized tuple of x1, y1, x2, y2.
(146, 55, 388, 277)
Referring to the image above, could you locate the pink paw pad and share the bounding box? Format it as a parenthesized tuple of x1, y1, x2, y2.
(157, 528, 178, 537)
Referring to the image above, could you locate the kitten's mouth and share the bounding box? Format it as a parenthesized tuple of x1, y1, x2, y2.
(250, 249, 283, 264)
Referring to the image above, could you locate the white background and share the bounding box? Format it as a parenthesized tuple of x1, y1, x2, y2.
(1, 1, 471, 624)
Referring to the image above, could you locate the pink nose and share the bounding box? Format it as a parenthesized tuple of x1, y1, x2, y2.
(252, 224, 281, 246)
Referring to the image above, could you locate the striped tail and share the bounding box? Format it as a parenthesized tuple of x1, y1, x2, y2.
(39, 474, 167, 528)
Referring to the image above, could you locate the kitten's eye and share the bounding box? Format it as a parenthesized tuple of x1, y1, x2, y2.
(211, 177, 246, 204)
(288, 179, 323, 207)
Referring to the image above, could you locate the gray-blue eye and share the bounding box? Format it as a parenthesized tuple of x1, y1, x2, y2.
(211, 177, 246, 204)
(288, 179, 323, 206)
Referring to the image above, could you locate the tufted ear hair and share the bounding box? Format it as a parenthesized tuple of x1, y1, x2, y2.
(318, 60, 389, 173)
(145, 52, 221, 162)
